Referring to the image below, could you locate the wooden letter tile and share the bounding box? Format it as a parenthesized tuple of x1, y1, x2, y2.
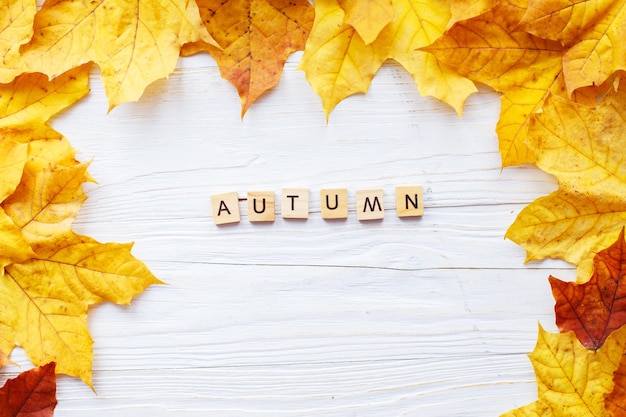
(247, 191, 275, 222)
(356, 189, 384, 221)
(211, 192, 240, 225)
(320, 188, 348, 219)
(281, 188, 309, 219)
(395, 186, 424, 217)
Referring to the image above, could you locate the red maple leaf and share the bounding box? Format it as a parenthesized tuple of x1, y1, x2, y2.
(0, 362, 57, 417)
(549, 229, 626, 350)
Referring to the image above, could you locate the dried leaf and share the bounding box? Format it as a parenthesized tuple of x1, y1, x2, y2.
(0, 362, 56, 417)
(182, 0, 314, 116)
(0, 350, 15, 369)
(0, 65, 90, 142)
(298, 0, 387, 118)
(1, 233, 161, 387)
(0, 210, 34, 275)
(375, 0, 478, 116)
(606, 351, 626, 415)
(448, 0, 496, 28)
(550, 230, 626, 349)
(2, 163, 92, 250)
(0, 62, 160, 387)
(506, 85, 626, 276)
(337, 0, 393, 44)
(299, 0, 477, 118)
(425, 0, 564, 166)
(11, 0, 218, 110)
(506, 325, 626, 417)
(26, 137, 82, 174)
(500, 401, 552, 417)
(0, 139, 27, 202)
(521, 0, 626, 96)
(0, 0, 35, 82)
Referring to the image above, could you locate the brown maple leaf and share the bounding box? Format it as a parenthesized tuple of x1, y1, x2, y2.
(0, 362, 56, 417)
(550, 230, 626, 350)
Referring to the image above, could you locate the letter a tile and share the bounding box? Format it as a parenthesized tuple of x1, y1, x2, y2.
(211, 192, 240, 225)
(356, 189, 384, 221)
(396, 186, 424, 217)
(248, 191, 275, 222)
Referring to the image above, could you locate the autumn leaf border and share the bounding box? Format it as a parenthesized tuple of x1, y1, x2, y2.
(2, 0, 626, 415)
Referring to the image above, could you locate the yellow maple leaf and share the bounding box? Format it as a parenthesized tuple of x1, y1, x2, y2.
(0, 139, 33, 272)
(375, 0, 478, 116)
(298, 0, 387, 119)
(520, 0, 626, 96)
(506, 85, 626, 279)
(0, 63, 160, 386)
(26, 137, 83, 174)
(0, 65, 90, 142)
(501, 401, 552, 417)
(424, 0, 565, 166)
(337, 0, 393, 45)
(2, 163, 92, 250)
(1, 233, 161, 387)
(606, 348, 626, 415)
(0, 209, 33, 275)
(500, 401, 554, 417)
(0, 349, 15, 369)
(182, 0, 314, 117)
(0, 0, 35, 81)
(9, 0, 218, 110)
(448, 0, 495, 28)
(0, 139, 27, 202)
(502, 325, 626, 417)
(299, 0, 477, 119)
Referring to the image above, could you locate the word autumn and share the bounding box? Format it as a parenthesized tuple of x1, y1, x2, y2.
(211, 186, 424, 225)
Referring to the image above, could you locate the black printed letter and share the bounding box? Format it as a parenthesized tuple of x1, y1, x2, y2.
(325, 194, 339, 210)
(405, 194, 419, 210)
(218, 201, 231, 216)
(286, 195, 298, 210)
(363, 196, 382, 212)
(253, 198, 266, 214)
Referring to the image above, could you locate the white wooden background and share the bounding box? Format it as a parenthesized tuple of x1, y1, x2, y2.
(4, 54, 574, 416)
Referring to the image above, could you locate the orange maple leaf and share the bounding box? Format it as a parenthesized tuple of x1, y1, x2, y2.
(424, 0, 565, 167)
(520, 0, 626, 96)
(182, 0, 314, 117)
(606, 351, 626, 415)
(550, 230, 626, 350)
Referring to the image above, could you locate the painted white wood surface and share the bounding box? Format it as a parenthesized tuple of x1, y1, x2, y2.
(2, 53, 576, 416)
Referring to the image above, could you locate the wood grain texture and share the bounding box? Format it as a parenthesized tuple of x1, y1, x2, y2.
(1, 53, 575, 416)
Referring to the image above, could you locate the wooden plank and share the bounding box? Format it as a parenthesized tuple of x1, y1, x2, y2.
(0, 54, 577, 416)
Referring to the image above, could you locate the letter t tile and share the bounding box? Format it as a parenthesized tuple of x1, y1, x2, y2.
(281, 188, 309, 219)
